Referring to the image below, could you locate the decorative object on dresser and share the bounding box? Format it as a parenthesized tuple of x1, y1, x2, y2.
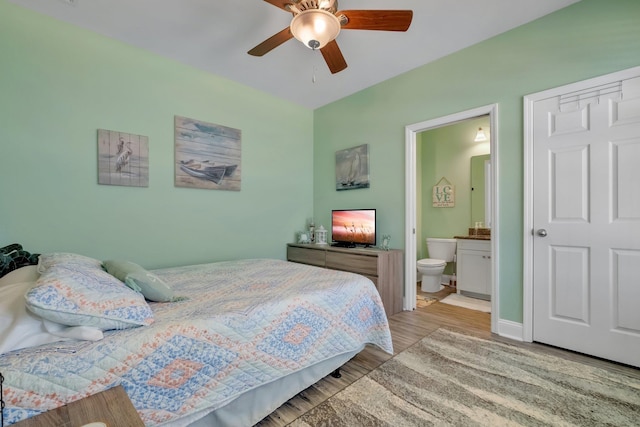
(298, 231, 311, 244)
(309, 218, 315, 243)
(314, 225, 328, 245)
(381, 234, 391, 251)
(287, 243, 403, 316)
(174, 115, 241, 191)
(335, 144, 370, 191)
(97, 129, 149, 187)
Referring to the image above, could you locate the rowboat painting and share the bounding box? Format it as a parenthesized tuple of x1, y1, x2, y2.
(179, 160, 238, 185)
(174, 116, 241, 191)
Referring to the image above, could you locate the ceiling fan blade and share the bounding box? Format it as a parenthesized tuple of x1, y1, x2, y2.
(262, 0, 292, 12)
(338, 10, 413, 31)
(248, 27, 293, 56)
(320, 40, 347, 74)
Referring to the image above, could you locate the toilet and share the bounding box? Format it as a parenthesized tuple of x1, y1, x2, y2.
(417, 238, 457, 292)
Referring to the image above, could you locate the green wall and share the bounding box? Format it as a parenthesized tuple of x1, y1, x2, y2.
(313, 0, 640, 323)
(0, 2, 314, 268)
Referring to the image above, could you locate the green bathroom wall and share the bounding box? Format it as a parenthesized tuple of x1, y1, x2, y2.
(313, 0, 640, 323)
(0, 2, 313, 268)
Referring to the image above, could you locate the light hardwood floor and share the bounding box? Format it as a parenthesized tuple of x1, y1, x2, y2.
(257, 285, 639, 426)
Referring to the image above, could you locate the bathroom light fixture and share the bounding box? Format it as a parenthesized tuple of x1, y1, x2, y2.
(474, 127, 488, 142)
(290, 8, 341, 50)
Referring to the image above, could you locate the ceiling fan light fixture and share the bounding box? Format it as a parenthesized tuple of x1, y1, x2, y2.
(290, 9, 341, 50)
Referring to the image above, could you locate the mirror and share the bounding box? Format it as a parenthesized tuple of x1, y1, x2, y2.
(470, 154, 491, 228)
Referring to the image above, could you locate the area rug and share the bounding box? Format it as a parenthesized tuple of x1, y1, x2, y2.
(288, 329, 640, 426)
(416, 294, 438, 308)
(440, 293, 491, 313)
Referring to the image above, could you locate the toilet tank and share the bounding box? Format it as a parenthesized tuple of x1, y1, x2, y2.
(426, 238, 457, 262)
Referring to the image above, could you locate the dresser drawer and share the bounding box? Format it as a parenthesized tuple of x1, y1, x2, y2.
(326, 251, 378, 276)
(285, 244, 403, 317)
(287, 245, 326, 267)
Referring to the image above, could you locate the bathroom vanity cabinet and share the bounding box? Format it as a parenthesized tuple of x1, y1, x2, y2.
(456, 239, 491, 299)
(286, 243, 403, 316)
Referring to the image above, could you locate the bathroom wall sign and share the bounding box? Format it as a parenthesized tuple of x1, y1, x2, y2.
(433, 177, 455, 207)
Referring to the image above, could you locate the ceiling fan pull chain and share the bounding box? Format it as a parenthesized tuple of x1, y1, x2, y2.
(312, 66, 317, 83)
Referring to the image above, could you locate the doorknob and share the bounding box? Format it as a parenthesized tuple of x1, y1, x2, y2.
(537, 229, 547, 237)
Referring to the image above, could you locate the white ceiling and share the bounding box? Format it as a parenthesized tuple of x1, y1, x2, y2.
(9, 0, 580, 109)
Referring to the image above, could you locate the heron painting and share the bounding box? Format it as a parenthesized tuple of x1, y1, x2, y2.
(98, 129, 149, 187)
(174, 116, 241, 191)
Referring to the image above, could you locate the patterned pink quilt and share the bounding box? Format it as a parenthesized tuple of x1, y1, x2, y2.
(1, 259, 393, 425)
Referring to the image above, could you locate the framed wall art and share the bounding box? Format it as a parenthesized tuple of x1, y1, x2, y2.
(174, 116, 241, 191)
(335, 143, 370, 191)
(98, 129, 149, 187)
(432, 176, 455, 207)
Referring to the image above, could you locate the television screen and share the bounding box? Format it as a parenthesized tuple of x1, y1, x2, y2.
(331, 209, 376, 247)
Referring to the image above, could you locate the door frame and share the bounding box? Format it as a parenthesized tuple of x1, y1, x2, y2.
(405, 103, 499, 333)
(522, 65, 640, 342)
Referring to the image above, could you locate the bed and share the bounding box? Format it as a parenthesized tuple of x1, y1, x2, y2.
(0, 250, 393, 426)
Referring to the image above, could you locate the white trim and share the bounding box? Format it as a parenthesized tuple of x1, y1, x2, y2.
(404, 127, 417, 310)
(405, 104, 499, 334)
(497, 319, 524, 342)
(522, 65, 640, 343)
(522, 94, 535, 343)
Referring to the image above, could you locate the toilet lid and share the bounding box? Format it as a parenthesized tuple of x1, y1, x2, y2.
(417, 258, 446, 267)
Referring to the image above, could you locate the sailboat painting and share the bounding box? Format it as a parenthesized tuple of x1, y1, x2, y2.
(335, 144, 370, 191)
(174, 116, 241, 191)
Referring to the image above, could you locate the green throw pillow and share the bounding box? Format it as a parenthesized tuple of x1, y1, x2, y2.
(103, 260, 176, 302)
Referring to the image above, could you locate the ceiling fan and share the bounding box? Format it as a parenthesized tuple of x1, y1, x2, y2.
(248, 0, 413, 74)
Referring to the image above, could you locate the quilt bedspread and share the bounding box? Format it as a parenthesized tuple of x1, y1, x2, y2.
(1, 259, 393, 426)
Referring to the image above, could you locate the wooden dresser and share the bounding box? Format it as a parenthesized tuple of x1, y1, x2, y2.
(287, 243, 403, 316)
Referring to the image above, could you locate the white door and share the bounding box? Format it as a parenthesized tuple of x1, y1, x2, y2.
(532, 73, 640, 367)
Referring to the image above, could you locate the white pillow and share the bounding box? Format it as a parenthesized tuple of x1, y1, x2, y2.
(0, 278, 103, 355)
(0, 265, 39, 286)
(36, 252, 103, 274)
(26, 264, 154, 331)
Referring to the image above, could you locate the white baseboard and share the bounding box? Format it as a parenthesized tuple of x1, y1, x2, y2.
(497, 319, 524, 342)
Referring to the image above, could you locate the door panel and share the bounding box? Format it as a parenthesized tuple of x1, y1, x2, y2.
(549, 105, 590, 136)
(550, 146, 589, 221)
(549, 245, 589, 323)
(613, 249, 640, 332)
(613, 138, 640, 219)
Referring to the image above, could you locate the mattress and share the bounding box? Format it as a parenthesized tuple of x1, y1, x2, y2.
(1, 258, 393, 426)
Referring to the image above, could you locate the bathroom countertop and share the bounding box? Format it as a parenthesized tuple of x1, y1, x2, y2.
(454, 235, 491, 240)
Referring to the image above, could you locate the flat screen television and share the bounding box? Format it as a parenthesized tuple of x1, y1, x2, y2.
(331, 209, 376, 248)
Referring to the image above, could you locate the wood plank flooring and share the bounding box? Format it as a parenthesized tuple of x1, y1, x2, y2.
(257, 285, 639, 426)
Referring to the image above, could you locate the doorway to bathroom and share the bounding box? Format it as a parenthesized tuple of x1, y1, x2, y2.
(405, 104, 498, 333)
